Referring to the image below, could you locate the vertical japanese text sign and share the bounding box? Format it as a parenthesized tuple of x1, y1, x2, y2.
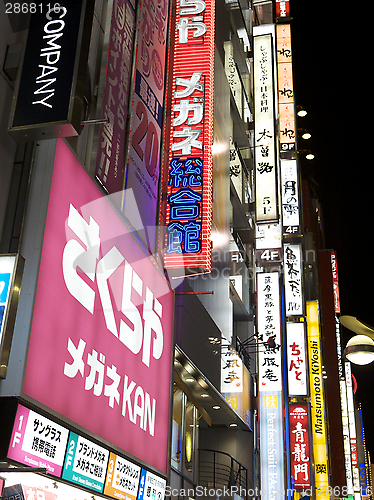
(283, 243, 303, 316)
(254, 34, 278, 223)
(164, 0, 215, 273)
(257, 272, 282, 391)
(276, 24, 295, 152)
(289, 404, 311, 488)
(286, 322, 307, 396)
(95, 0, 136, 194)
(281, 159, 300, 234)
(306, 301, 330, 499)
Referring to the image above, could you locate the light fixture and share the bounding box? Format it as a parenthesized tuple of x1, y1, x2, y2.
(344, 335, 374, 365)
(201, 393, 209, 398)
(185, 377, 195, 383)
(297, 109, 307, 117)
(302, 132, 311, 140)
(212, 405, 221, 410)
(305, 153, 314, 160)
(229, 423, 237, 427)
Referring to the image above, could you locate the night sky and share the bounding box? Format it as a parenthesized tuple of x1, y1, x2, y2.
(290, 2, 374, 459)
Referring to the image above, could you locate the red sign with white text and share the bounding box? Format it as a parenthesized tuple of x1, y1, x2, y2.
(276, 0, 290, 18)
(331, 251, 341, 313)
(23, 139, 174, 474)
(164, 0, 215, 274)
(289, 404, 311, 488)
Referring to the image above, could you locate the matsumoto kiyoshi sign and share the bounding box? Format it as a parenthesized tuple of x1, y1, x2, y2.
(23, 139, 174, 473)
(8, 0, 94, 142)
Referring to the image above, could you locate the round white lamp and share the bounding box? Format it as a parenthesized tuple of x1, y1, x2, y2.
(344, 335, 374, 365)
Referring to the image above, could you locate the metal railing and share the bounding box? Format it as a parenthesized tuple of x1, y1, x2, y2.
(199, 449, 248, 492)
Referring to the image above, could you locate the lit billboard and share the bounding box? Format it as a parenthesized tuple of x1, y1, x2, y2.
(276, 24, 295, 152)
(260, 392, 284, 500)
(306, 301, 329, 499)
(283, 243, 303, 316)
(280, 159, 300, 235)
(289, 404, 311, 488)
(254, 34, 278, 223)
(257, 273, 282, 392)
(7, 404, 69, 477)
(8, 0, 94, 142)
(23, 139, 174, 473)
(286, 322, 307, 396)
(164, 0, 215, 273)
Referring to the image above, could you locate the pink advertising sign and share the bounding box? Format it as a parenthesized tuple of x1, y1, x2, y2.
(23, 139, 174, 473)
(7, 404, 69, 476)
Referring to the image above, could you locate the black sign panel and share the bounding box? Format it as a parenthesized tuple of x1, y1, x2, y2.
(8, 0, 94, 142)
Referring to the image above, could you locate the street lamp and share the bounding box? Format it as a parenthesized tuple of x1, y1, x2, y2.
(340, 315, 374, 365)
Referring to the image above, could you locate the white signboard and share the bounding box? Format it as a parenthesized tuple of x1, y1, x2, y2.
(257, 273, 282, 391)
(221, 341, 243, 393)
(284, 244, 303, 316)
(254, 34, 278, 223)
(286, 322, 307, 396)
(255, 223, 282, 250)
(281, 159, 300, 234)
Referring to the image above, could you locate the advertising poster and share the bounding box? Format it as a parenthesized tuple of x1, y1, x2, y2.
(62, 432, 109, 492)
(23, 139, 174, 474)
(7, 404, 69, 477)
(96, 0, 136, 194)
(124, 0, 169, 251)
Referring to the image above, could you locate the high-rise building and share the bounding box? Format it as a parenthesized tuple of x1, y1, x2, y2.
(0, 2, 361, 500)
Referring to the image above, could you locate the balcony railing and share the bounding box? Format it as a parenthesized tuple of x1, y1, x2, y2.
(199, 449, 248, 492)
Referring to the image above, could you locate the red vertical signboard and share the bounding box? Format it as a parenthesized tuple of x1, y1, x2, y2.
(164, 0, 215, 274)
(289, 404, 311, 488)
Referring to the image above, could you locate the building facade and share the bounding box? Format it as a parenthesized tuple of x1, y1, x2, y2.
(0, 1, 365, 500)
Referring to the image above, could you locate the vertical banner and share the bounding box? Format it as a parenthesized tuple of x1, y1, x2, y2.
(276, 24, 295, 152)
(96, 0, 136, 194)
(289, 404, 311, 488)
(254, 34, 278, 223)
(340, 379, 354, 495)
(283, 244, 303, 316)
(260, 392, 285, 500)
(163, 0, 215, 273)
(124, 0, 169, 251)
(331, 251, 341, 313)
(306, 301, 330, 499)
(286, 322, 307, 396)
(280, 159, 300, 235)
(345, 362, 362, 499)
(257, 273, 282, 391)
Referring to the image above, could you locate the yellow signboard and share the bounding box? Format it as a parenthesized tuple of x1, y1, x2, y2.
(307, 301, 329, 499)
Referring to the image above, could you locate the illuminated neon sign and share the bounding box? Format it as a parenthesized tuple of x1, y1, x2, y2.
(164, 0, 215, 274)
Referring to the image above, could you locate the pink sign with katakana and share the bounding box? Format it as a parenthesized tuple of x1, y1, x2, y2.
(23, 139, 174, 473)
